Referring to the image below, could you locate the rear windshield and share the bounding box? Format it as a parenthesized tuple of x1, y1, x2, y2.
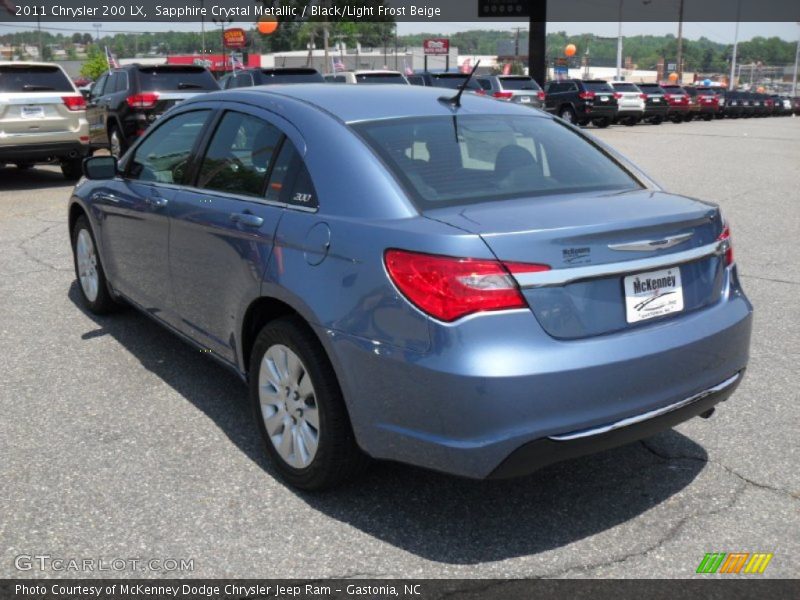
(429, 74, 482, 90)
(638, 84, 665, 94)
(356, 73, 407, 84)
(612, 83, 640, 92)
(0, 65, 73, 92)
(137, 67, 218, 91)
(661, 86, 685, 93)
(259, 69, 323, 83)
(584, 81, 613, 92)
(499, 76, 541, 91)
(352, 115, 639, 209)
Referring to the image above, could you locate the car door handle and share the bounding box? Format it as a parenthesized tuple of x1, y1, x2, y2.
(145, 196, 168, 208)
(230, 212, 264, 227)
(92, 192, 120, 204)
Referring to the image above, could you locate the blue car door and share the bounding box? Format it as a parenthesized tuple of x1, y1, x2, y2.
(168, 106, 299, 365)
(96, 109, 212, 322)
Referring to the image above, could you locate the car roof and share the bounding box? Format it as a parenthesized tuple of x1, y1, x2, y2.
(0, 61, 66, 68)
(194, 83, 550, 124)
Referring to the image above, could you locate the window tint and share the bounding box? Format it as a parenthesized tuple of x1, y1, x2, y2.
(115, 71, 129, 92)
(477, 79, 492, 90)
(107, 72, 120, 94)
(355, 73, 407, 84)
(353, 115, 639, 209)
(499, 77, 541, 91)
(197, 112, 281, 197)
(137, 67, 218, 92)
(407, 75, 424, 86)
(430, 74, 482, 90)
(128, 110, 210, 184)
(584, 81, 613, 92)
(612, 83, 639, 92)
(91, 73, 109, 98)
(235, 73, 253, 87)
(0, 65, 73, 92)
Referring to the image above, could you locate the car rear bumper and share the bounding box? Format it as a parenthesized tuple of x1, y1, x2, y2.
(0, 141, 89, 162)
(489, 370, 741, 478)
(644, 105, 669, 117)
(325, 271, 753, 479)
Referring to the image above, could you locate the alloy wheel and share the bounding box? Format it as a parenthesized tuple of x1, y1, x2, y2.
(76, 229, 99, 302)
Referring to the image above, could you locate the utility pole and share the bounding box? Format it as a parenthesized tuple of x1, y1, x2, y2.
(729, 0, 741, 90)
(616, 0, 624, 80)
(793, 23, 800, 97)
(527, 2, 547, 86)
(36, 15, 43, 59)
(92, 23, 102, 43)
(676, 0, 684, 82)
(199, 0, 206, 56)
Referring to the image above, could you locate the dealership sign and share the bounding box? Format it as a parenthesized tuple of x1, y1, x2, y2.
(223, 28, 247, 49)
(423, 39, 450, 55)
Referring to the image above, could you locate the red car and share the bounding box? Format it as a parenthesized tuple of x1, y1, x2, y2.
(660, 84, 691, 123)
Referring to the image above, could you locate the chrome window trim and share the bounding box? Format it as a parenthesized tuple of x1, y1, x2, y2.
(548, 372, 740, 442)
(514, 239, 725, 289)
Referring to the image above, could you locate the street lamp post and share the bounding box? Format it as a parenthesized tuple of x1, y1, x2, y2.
(676, 0, 685, 82)
(729, 0, 741, 91)
(792, 23, 800, 97)
(615, 0, 623, 80)
(213, 17, 233, 73)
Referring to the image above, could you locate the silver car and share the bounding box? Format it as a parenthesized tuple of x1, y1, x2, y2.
(0, 61, 90, 179)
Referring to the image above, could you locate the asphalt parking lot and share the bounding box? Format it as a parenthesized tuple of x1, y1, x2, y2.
(1, 117, 798, 579)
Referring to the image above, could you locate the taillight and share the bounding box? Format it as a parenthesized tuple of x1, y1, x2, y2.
(62, 96, 86, 111)
(718, 222, 734, 266)
(613, 92, 622, 100)
(578, 91, 595, 100)
(639, 93, 647, 100)
(493, 91, 514, 100)
(384, 249, 550, 322)
(126, 93, 159, 109)
(537, 90, 546, 101)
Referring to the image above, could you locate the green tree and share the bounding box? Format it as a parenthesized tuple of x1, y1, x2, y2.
(81, 45, 109, 80)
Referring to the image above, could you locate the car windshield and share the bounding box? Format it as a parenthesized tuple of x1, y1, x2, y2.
(499, 77, 541, 91)
(259, 69, 323, 83)
(353, 115, 640, 209)
(0, 65, 73, 92)
(584, 81, 613, 92)
(137, 67, 218, 91)
(429, 74, 482, 90)
(356, 73, 407, 84)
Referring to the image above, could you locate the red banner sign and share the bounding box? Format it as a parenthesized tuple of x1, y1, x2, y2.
(223, 28, 247, 49)
(423, 38, 450, 55)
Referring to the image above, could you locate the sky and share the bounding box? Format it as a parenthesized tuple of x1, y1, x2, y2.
(3, 21, 799, 44)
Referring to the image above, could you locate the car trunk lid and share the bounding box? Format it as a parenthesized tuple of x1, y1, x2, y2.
(425, 189, 726, 338)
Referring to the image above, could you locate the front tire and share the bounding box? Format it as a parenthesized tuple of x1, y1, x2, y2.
(108, 126, 127, 158)
(249, 317, 368, 491)
(71, 215, 119, 314)
(61, 156, 83, 180)
(558, 106, 576, 124)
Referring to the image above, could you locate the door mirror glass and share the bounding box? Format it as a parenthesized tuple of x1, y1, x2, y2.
(83, 156, 118, 180)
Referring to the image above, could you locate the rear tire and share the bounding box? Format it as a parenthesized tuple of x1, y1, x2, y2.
(703, 114, 713, 121)
(61, 157, 83, 181)
(249, 317, 369, 491)
(592, 117, 611, 128)
(108, 126, 127, 158)
(558, 106, 576, 124)
(71, 215, 120, 314)
(650, 116, 664, 125)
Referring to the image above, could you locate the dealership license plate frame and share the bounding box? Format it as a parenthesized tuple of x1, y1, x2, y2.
(21, 105, 45, 119)
(623, 266, 684, 324)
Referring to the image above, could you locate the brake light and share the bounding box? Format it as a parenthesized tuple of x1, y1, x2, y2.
(493, 91, 514, 100)
(62, 96, 86, 111)
(384, 249, 550, 322)
(717, 222, 734, 266)
(126, 93, 159, 109)
(613, 92, 623, 100)
(578, 91, 595, 100)
(537, 90, 546, 101)
(639, 93, 647, 100)
(474, 89, 486, 96)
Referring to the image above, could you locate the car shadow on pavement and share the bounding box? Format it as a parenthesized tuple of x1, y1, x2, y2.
(0, 165, 72, 191)
(69, 283, 708, 565)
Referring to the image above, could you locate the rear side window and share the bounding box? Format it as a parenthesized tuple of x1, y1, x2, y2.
(264, 140, 318, 209)
(197, 112, 282, 197)
(128, 110, 211, 184)
(407, 75, 424, 86)
(137, 67, 218, 92)
(499, 77, 541, 91)
(353, 115, 639, 209)
(0, 65, 73, 92)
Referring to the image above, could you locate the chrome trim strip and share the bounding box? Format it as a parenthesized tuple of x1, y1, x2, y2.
(515, 240, 724, 288)
(608, 232, 694, 252)
(548, 372, 740, 442)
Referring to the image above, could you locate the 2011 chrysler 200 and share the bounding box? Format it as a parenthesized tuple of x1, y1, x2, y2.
(68, 85, 752, 490)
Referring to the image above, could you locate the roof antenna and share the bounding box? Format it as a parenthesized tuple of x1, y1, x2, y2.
(439, 60, 481, 108)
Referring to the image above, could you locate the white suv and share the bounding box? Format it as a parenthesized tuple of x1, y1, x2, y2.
(0, 62, 90, 179)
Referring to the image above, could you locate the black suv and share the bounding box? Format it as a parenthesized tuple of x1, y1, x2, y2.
(220, 68, 323, 89)
(543, 79, 618, 127)
(636, 83, 669, 124)
(86, 64, 219, 157)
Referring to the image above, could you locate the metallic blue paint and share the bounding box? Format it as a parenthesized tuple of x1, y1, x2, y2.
(69, 84, 753, 478)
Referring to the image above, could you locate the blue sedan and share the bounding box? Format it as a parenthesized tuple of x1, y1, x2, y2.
(69, 84, 752, 490)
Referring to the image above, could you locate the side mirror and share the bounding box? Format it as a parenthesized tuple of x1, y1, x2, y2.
(83, 156, 118, 180)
